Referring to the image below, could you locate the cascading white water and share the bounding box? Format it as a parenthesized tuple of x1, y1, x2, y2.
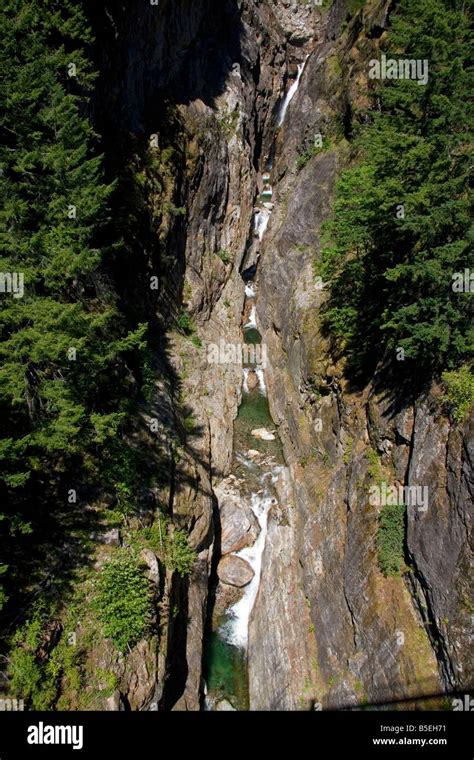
(255, 368, 266, 396)
(242, 368, 250, 394)
(220, 469, 281, 649)
(244, 304, 257, 329)
(245, 283, 256, 299)
(254, 209, 271, 241)
(277, 57, 308, 127)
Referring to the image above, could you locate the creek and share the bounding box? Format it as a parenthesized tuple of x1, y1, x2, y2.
(202, 54, 307, 711)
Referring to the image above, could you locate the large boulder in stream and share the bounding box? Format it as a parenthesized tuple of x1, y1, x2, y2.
(215, 481, 260, 554)
(217, 555, 254, 587)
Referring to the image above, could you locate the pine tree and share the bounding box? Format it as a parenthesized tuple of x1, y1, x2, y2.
(0, 1, 146, 609)
(319, 0, 473, 381)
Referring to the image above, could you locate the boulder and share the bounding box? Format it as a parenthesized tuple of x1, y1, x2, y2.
(141, 548, 161, 585)
(217, 555, 254, 587)
(90, 527, 121, 547)
(246, 370, 259, 390)
(251, 427, 276, 441)
(215, 699, 237, 711)
(217, 488, 260, 554)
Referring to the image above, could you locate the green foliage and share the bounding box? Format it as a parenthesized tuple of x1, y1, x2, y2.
(343, 437, 354, 465)
(0, 563, 8, 610)
(94, 668, 119, 698)
(296, 137, 330, 170)
(0, 0, 154, 609)
(376, 501, 406, 577)
(139, 521, 167, 554)
(365, 448, 383, 484)
(94, 550, 153, 652)
(348, 0, 366, 13)
(218, 109, 239, 138)
(7, 605, 58, 709)
(183, 413, 197, 433)
(216, 249, 231, 265)
(98, 437, 154, 529)
(176, 310, 195, 334)
(442, 365, 474, 423)
(139, 518, 195, 578)
(140, 350, 155, 401)
(165, 529, 196, 577)
(319, 0, 473, 381)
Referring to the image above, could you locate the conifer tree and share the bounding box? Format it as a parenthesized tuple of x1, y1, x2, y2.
(320, 0, 473, 380)
(0, 0, 146, 609)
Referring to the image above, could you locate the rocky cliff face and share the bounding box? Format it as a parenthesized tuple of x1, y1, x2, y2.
(86, 0, 472, 710)
(254, 0, 473, 709)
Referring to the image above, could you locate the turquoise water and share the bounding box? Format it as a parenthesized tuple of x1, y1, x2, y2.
(202, 629, 249, 710)
(243, 327, 261, 345)
(234, 386, 282, 460)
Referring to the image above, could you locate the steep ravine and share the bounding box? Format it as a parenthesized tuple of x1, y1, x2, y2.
(196, 1, 324, 712)
(86, 0, 472, 710)
(201, 0, 471, 711)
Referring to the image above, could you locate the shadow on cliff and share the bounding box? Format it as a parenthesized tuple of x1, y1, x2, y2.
(0, 0, 243, 708)
(83, 0, 244, 711)
(87, 0, 244, 122)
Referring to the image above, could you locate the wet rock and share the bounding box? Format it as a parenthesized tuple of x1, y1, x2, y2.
(247, 449, 261, 459)
(216, 481, 260, 554)
(215, 699, 237, 711)
(246, 370, 259, 390)
(217, 555, 254, 587)
(213, 582, 243, 622)
(248, 465, 314, 710)
(251, 427, 276, 441)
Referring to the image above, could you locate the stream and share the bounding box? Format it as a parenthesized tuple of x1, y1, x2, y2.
(202, 57, 307, 711)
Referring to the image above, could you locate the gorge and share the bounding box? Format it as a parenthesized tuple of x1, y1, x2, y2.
(0, 0, 472, 716)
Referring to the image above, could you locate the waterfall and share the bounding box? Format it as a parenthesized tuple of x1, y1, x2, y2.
(220, 471, 280, 649)
(244, 304, 257, 329)
(205, 50, 297, 708)
(243, 368, 250, 394)
(254, 209, 270, 241)
(277, 57, 308, 127)
(256, 368, 266, 396)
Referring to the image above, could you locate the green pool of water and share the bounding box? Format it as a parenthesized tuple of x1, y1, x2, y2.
(203, 630, 249, 711)
(238, 388, 273, 426)
(234, 386, 282, 461)
(243, 327, 261, 345)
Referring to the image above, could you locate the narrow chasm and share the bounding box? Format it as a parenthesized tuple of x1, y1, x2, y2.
(202, 63, 308, 712)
